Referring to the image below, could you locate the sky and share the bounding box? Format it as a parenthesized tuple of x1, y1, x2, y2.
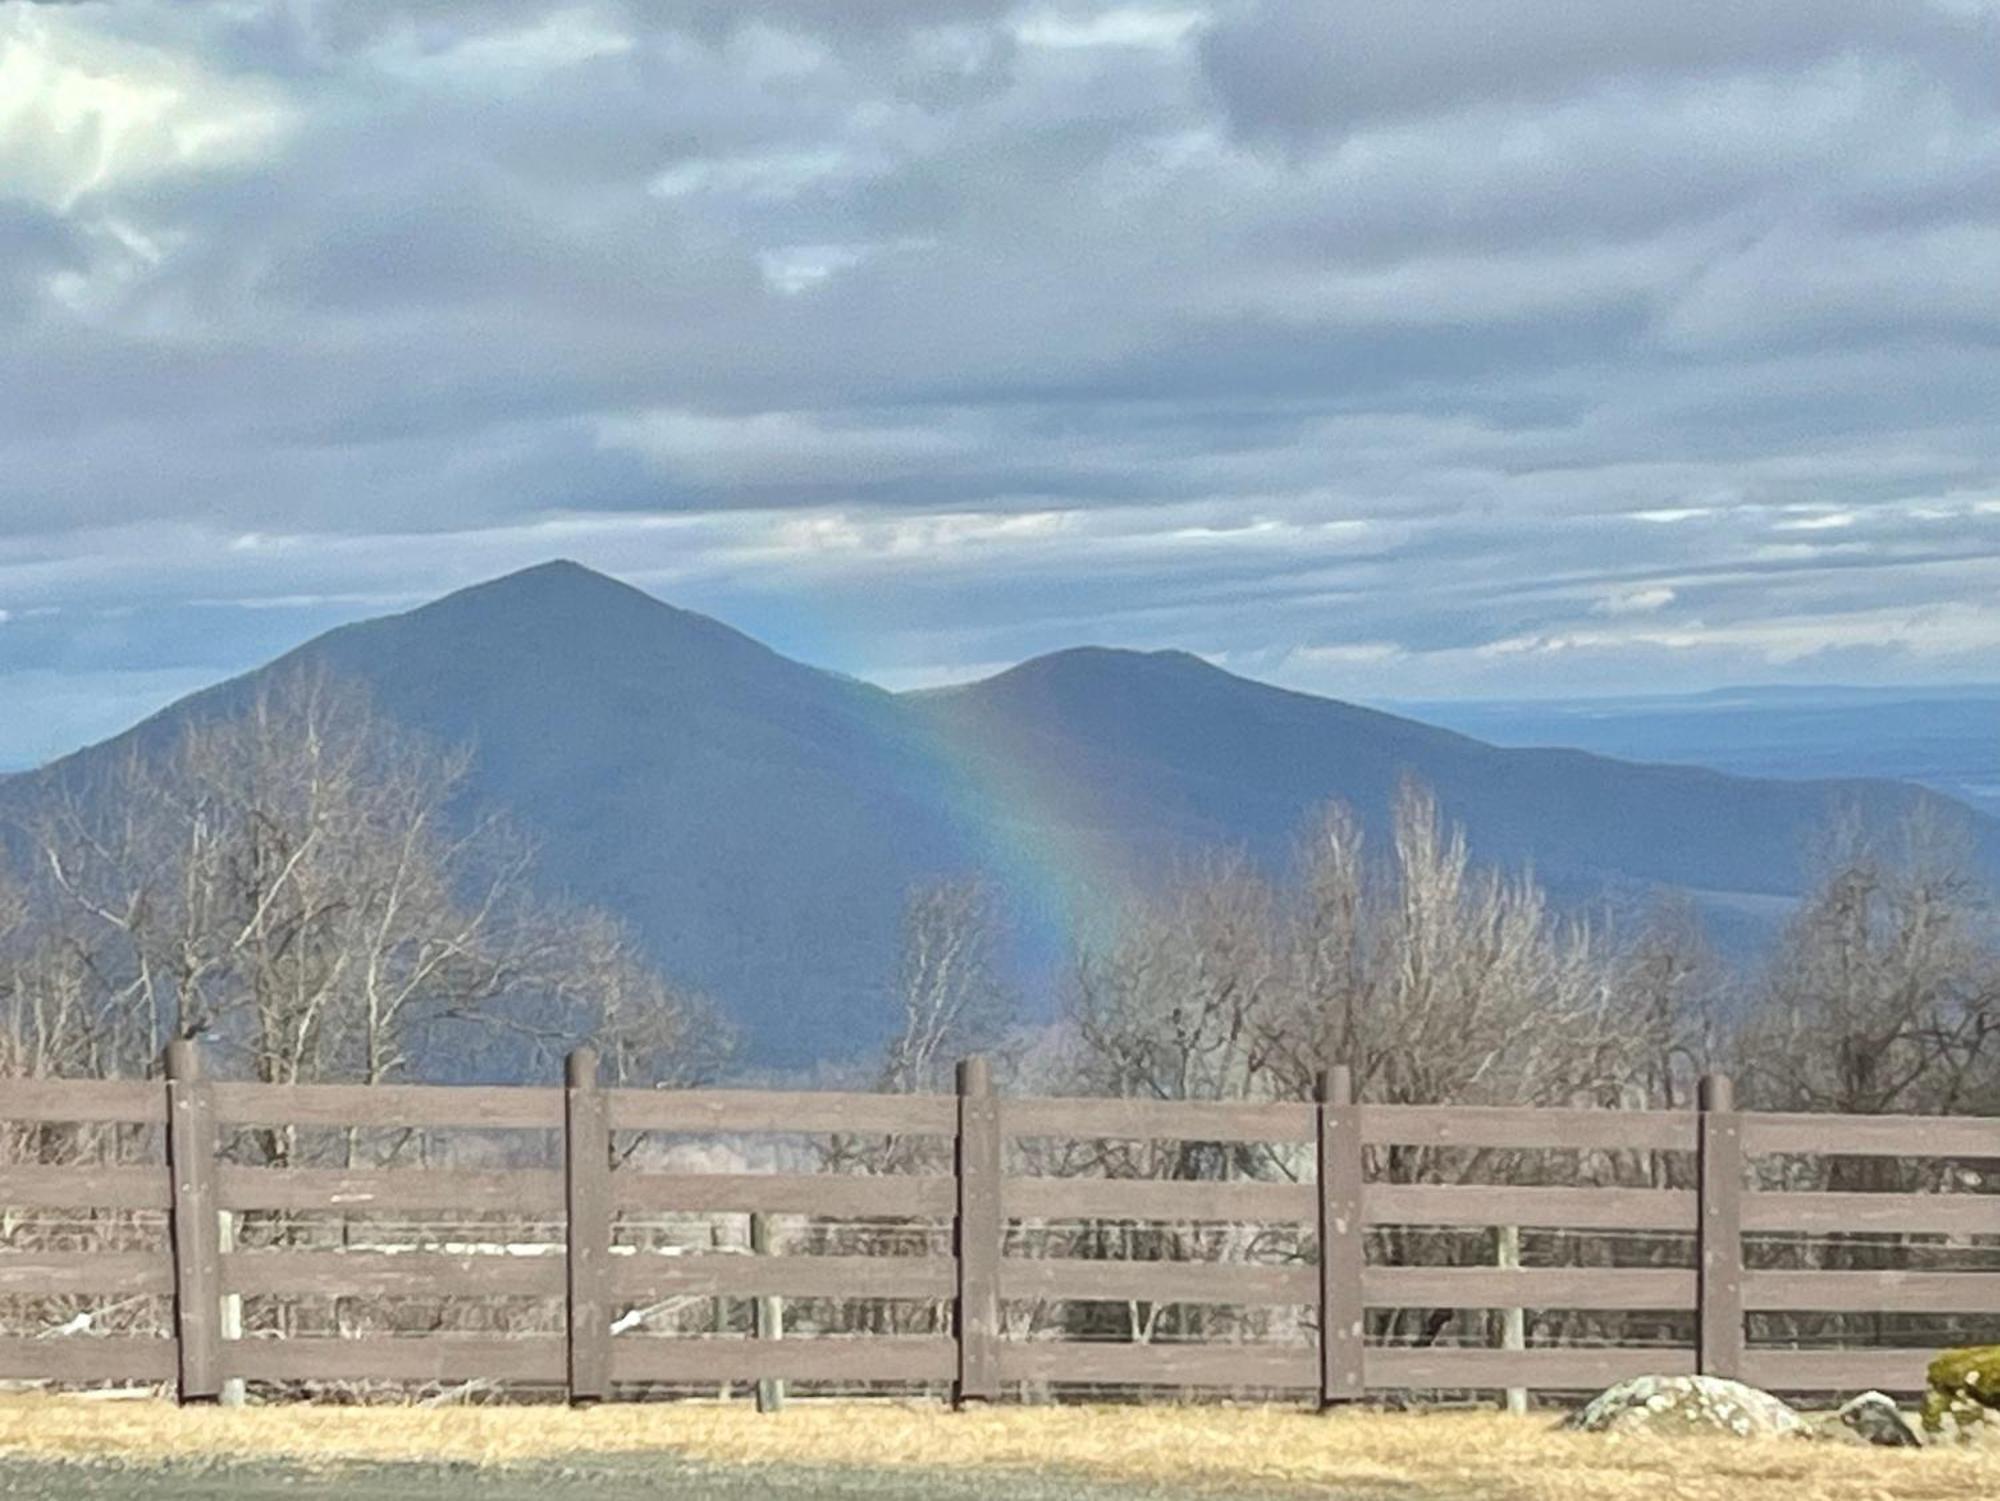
(5, 1, 2000, 768)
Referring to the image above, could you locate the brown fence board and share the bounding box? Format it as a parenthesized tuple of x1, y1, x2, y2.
(1741, 1348, 1938, 1393)
(1362, 1106, 1696, 1153)
(565, 1049, 611, 1404)
(216, 1167, 565, 1214)
(615, 1172, 953, 1218)
(211, 1083, 561, 1130)
(998, 1341, 1317, 1388)
(1005, 1177, 1315, 1223)
(1002, 1097, 1315, 1145)
(608, 1090, 957, 1137)
(1744, 1113, 1998, 1160)
(227, 1336, 565, 1383)
(222, 1251, 564, 1299)
(612, 1254, 955, 1302)
(956, 1057, 1003, 1406)
(166, 1041, 222, 1403)
(0, 1337, 176, 1382)
(1364, 1267, 1695, 1311)
(1744, 1270, 2000, 1313)
(1319, 1065, 1367, 1407)
(0, 1079, 165, 1125)
(1369, 1346, 1695, 1389)
(0, 1251, 173, 1296)
(1742, 1191, 1998, 1236)
(1366, 1184, 1697, 1230)
(0, 1053, 1992, 1403)
(1001, 1259, 1315, 1306)
(0, 1164, 171, 1211)
(611, 1337, 955, 1384)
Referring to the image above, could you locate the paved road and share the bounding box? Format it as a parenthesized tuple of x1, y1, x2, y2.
(0, 1455, 1343, 1501)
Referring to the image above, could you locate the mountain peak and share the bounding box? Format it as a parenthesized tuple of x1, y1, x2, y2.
(974, 644, 1228, 690)
(449, 558, 655, 607)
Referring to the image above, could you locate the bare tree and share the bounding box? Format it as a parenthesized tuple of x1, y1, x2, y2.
(1737, 800, 2000, 1119)
(7, 668, 721, 1109)
(878, 878, 1014, 1097)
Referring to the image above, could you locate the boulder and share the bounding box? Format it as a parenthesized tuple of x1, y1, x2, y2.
(1566, 1375, 1807, 1439)
(1836, 1391, 1922, 1447)
(1924, 1345, 2000, 1440)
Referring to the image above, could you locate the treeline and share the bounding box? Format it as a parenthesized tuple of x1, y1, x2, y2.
(862, 787, 2000, 1361)
(0, 670, 724, 1108)
(6, 665, 1996, 1130)
(888, 784, 2000, 1124)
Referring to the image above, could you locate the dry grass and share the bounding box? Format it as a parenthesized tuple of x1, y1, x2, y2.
(0, 1397, 1994, 1499)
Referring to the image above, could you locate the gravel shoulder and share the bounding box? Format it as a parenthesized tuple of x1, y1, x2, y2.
(0, 1454, 1340, 1501)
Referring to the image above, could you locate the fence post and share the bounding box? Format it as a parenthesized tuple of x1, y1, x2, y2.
(1696, 1072, 1744, 1380)
(564, 1047, 612, 1405)
(751, 1211, 785, 1413)
(163, 1037, 222, 1404)
(954, 1056, 1002, 1408)
(1496, 1223, 1527, 1415)
(218, 1208, 246, 1408)
(1316, 1064, 1366, 1408)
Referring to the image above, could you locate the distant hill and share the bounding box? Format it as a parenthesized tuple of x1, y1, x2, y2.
(5, 562, 1991, 1066)
(1398, 686, 2000, 820)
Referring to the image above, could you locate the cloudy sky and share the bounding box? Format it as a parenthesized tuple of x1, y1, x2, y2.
(5, 0, 2000, 767)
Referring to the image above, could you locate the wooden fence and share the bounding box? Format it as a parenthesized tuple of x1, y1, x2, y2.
(1, 1043, 1995, 1405)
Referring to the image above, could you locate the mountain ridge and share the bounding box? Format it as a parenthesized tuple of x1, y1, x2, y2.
(5, 561, 1990, 1064)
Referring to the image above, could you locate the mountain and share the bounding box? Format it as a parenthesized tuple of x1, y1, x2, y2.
(5, 562, 1993, 1066)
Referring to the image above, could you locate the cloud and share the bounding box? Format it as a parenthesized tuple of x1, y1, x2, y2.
(2, 0, 2000, 748)
(0, 5, 290, 212)
(1595, 585, 1678, 616)
(1198, 1, 1997, 148)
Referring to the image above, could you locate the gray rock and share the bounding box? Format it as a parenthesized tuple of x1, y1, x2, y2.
(1565, 1375, 1807, 1439)
(1838, 1391, 1922, 1447)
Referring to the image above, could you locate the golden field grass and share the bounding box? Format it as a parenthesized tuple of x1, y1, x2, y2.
(0, 1396, 1996, 1500)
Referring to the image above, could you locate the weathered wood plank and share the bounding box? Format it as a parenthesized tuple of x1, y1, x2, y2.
(1361, 1106, 1696, 1153)
(0, 1337, 177, 1383)
(227, 1336, 565, 1383)
(0, 1079, 165, 1125)
(614, 1172, 952, 1219)
(955, 1057, 1002, 1406)
(0, 1252, 174, 1297)
(0, 1165, 172, 1211)
(1740, 1348, 1938, 1393)
(1319, 1065, 1366, 1406)
(216, 1167, 565, 1214)
(1366, 1184, 1698, 1231)
(564, 1048, 611, 1405)
(1005, 1177, 1316, 1223)
(613, 1254, 955, 1302)
(608, 1090, 957, 1137)
(221, 1251, 564, 1298)
(1002, 1097, 1315, 1146)
(1697, 1075, 1744, 1382)
(210, 1082, 561, 1130)
(1744, 1113, 1998, 1160)
(1001, 1259, 1315, 1306)
(997, 1341, 1317, 1389)
(1369, 1345, 1695, 1389)
(610, 1337, 956, 1384)
(1742, 1191, 1998, 1236)
(166, 1039, 222, 1403)
(1363, 1267, 1695, 1311)
(1743, 1270, 2000, 1314)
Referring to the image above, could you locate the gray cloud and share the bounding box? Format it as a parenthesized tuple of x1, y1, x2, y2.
(3, 0, 2000, 765)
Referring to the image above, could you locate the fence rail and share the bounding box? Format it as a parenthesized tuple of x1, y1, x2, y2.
(2, 1047, 1996, 1406)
